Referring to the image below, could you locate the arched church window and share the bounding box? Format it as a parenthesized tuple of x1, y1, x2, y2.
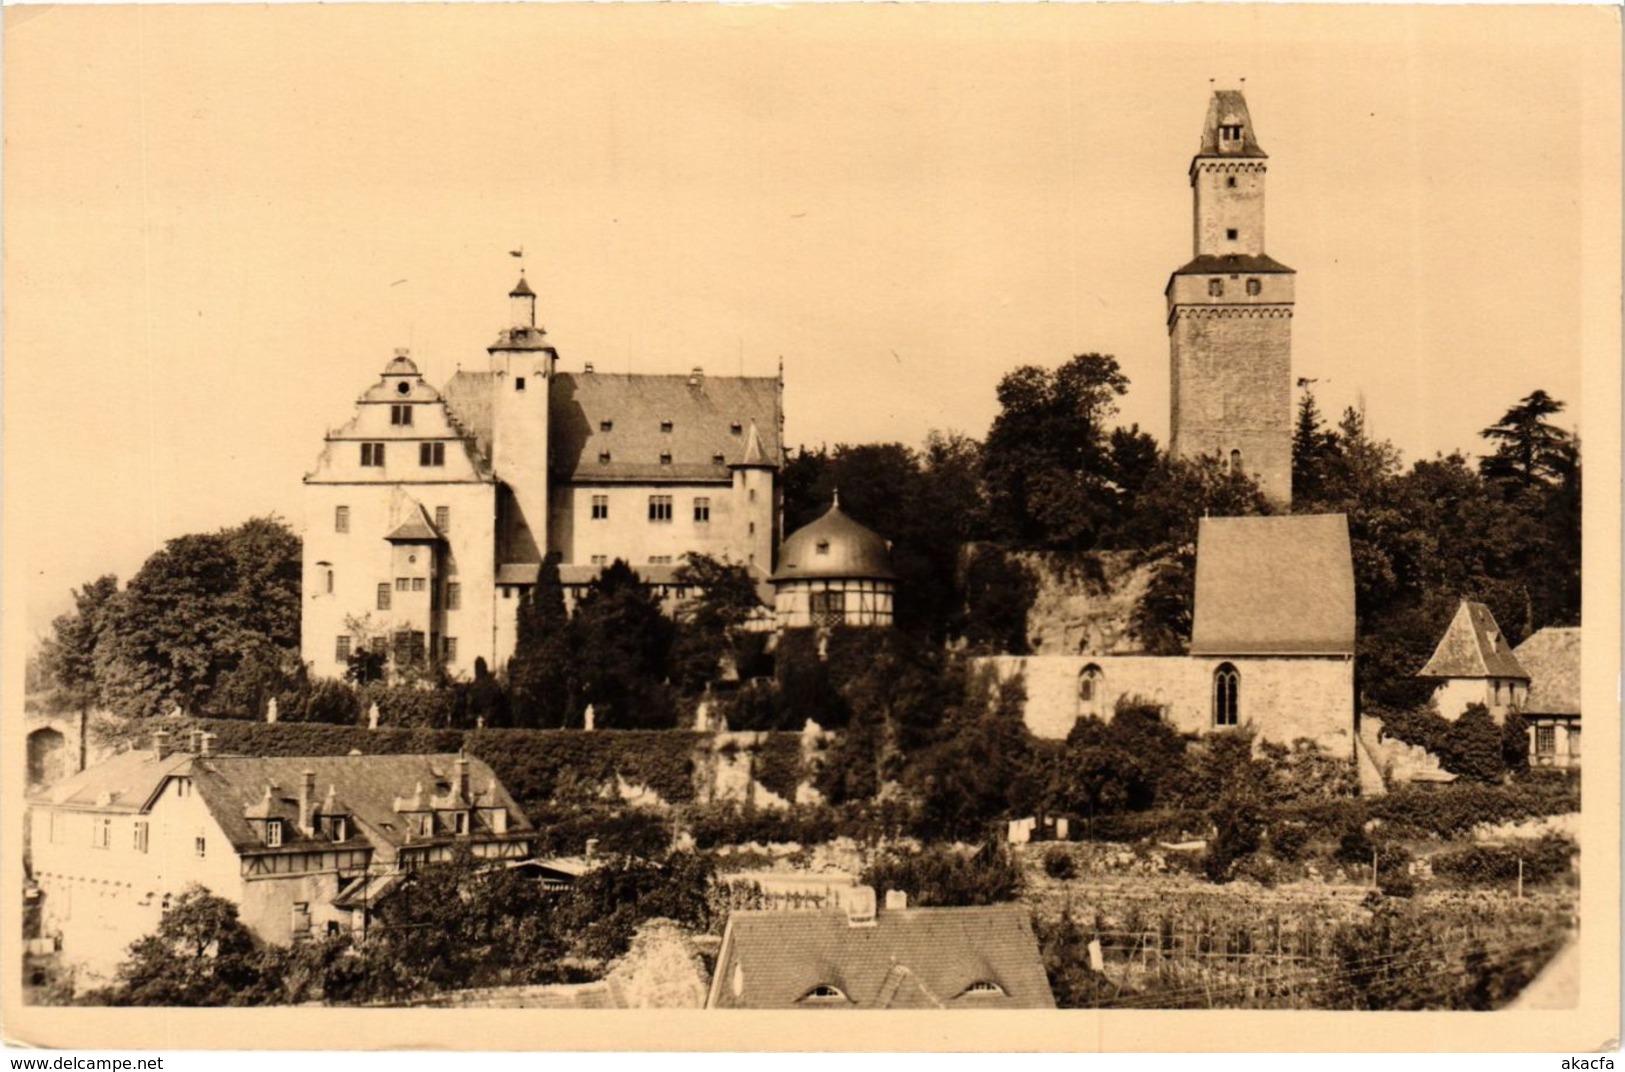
(1213, 663, 1239, 727)
(1078, 664, 1104, 719)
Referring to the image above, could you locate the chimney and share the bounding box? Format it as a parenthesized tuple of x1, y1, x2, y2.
(885, 889, 908, 911)
(153, 730, 172, 760)
(455, 754, 470, 802)
(845, 885, 877, 927)
(585, 838, 599, 860)
(299, 769, 316, 836)
(200, 732, 217, 758)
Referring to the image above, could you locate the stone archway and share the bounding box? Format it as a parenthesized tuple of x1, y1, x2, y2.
(27, 727, 67, 787)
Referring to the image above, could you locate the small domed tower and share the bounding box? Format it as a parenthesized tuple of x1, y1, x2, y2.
(770, 494, 896, 629)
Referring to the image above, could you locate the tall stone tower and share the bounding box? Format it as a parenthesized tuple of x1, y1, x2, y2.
(488, 273, 557, 564)
(1167, 89, 1294, 506)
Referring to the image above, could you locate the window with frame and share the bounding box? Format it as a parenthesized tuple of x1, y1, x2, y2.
(1220, 123, 1244, 141)
(336, 635, 352, 662)
(420, 442, 446, 467)
(590, 555, 608, 566)
(412, 577, 426, 592)
(1213, 663, 1240, 727)
(453, 812, 469, 836)
(810, 590, 846, 628)
(446, 582, 461, 610)
(1208, 278, 1224, 298)
(592, 495, 609, 520)
(91, 818, 111, 849)
(394, 631, 427, 665)
(1535, 725, 1557, 755)
(266, 820, 283, 848)
(396, 577, 411, 592)
(435, 506, 450, 532)
(133, 821, 149, 854)
(694, 497, 711, 523)
(1078, 664, 1104, 718)
(377, 583, 392, 611)
(335, 505, 350, 533)
(360, 442, 386, 467)
(195, 836, 208, 859)
(1246, 278, 1261, 296)
(649, 495, 673, 522)
(292, 903, 312, 935)
(442, 636, 458, 663)
(390, 404, 413, 426)
(649, 555, 673, 565)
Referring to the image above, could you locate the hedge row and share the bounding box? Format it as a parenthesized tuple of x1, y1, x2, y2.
(181, 719, 704, 805)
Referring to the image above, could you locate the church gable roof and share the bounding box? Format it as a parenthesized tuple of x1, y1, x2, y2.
(1512, 627, 1580, 717)
(1189, 514, 1355, 656)
(550, 372, 782, 483)
(1417, 601, 1529, 680)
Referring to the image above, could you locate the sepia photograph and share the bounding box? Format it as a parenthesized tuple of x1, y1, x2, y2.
(2, 2, 1619, 1053)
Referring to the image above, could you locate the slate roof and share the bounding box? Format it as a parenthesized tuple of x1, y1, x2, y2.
(1189, 514, 1355, 656)
(441, 370, 782, 485)
(1417, 601, 1529, 680)
(707, 904, 1055, 1009)
(29, 751, 533, 860)
(772, 500, 896, 583)
(1169, 252, 1295, 278)
(1196, 89, 1268, 158)
(551, 372, 782, 483)
(1511, 627, 1580, 716)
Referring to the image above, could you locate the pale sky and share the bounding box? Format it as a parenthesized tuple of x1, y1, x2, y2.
(5, 4, 1618, 642)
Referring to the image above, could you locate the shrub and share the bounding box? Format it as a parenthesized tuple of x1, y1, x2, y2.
(862, 843, 1023, 907)
(1501, 711, 1532, 776)
(1268, 821, 1312, 862)
(1431, 835, 1576, 888)
(1042, 847, 1078, 880)
(1442, 703, 1506, 783)
(1202, 784, 1267, 883)
(528, 807, 672, 859)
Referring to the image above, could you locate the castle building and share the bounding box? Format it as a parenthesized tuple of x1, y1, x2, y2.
(1167, 89, 1295, 506)
(302, 275, 782, 679)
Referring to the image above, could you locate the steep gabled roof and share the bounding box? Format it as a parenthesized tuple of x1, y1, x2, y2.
(1196, 89, 1268, 158)
(707, 904, 1055, 1009)
(26, 749, 193, 811)
(551, 372, 782, 483)
(1511, 627, 1580, 716)
(1417, 601, 1529, 680)
(385, 503, 444, 543)
(1189, 514, 1355, 656)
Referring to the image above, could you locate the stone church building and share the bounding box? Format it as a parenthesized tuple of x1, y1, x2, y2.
(987, 89, 1356, 752)
(301, 277, 782, 679)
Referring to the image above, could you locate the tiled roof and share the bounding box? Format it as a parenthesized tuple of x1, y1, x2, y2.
(1512, 627, 1579, 716)
(28, 749, 193, 812)
(191, 753, 531, 856)
(1169, 252, 1295, 277)
(1417, 601, 1529, 680)
(440, 370, 782, 485)
(1196, 89, 1267, 158)
(31, 751, 532, 860)
(708, 904, 1055, 1009)
(1189, 514, 1355, 656)
(509, 275, 534, 298)
(385, 503, 443, 543)
(772, 500, 896, 583)
(551, 372, 781, 483)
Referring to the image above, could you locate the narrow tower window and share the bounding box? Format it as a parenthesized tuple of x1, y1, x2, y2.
(515, 377, 526, 392)
(435, 506, 450, 532)
(1226, 175, 1237, 188)
(1225, 228, 1238, 241)
(335, 506, 350, 533)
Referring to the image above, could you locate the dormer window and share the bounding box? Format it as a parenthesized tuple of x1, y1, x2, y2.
(660, 420, 674, 434)
(713, 453, 726, 465)
(659, 451, 672, 466)
(453, 812, 469, 836)
(815, 539, 830, 555)
(961, 981, 1006, 997)
(599, 451, 612, 465)
(730, 422, 743, 435)
(266, 820, 283, 848)
(798, 985, 849, 1003)
(600, 419, 614, 433)
(1220, 123, 1244, 142)
(331, 817, 348, 842)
